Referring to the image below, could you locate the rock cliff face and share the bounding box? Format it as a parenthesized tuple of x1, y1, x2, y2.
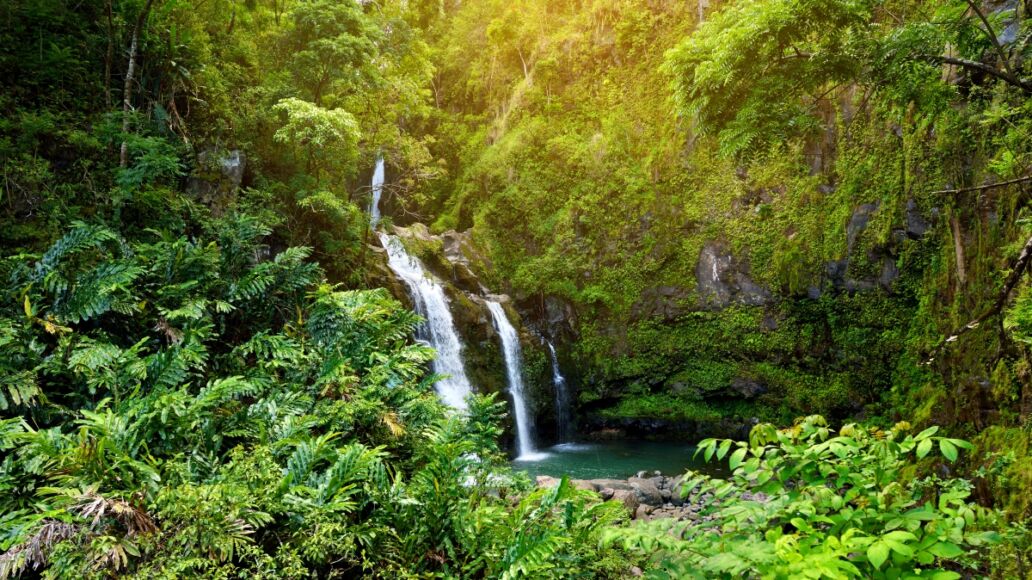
(372, 193, 936, 444)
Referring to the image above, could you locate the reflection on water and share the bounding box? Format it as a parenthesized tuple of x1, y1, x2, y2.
(512, 439, 728, 480)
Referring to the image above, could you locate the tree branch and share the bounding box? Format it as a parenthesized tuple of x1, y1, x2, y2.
(925, 234, 1032, 363)
(962, 0, 1016, 79)
(932, 55, 1032, 93)
(930, 174, 1032, 194)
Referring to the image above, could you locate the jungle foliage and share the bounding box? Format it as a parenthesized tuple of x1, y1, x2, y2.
(2, 0, 1032, 576)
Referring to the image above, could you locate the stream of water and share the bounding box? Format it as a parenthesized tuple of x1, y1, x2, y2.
(486, 300, 541, 459)
(547, 341, 573, 442)
(372, 159, 473, 410)
(369, 161, 707, 479)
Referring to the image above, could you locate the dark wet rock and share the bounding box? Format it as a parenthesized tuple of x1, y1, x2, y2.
(585, 428, 626, 441)
(846, 202, 879, 252)
(879, 257, 899, 289)
(188, 148, 246, 213)
(905, 198, 930, 238)
(730, 377, 767, 399)
(630, 285, 692, 321)
(695, 241, 771, 308)
(365, 243, 414, 309)
(582, 415, 753, 441)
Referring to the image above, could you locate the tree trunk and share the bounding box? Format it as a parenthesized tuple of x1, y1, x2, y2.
(952, 217, 967, 285)
(120, 0, 156, 169)
(104, 0, 115, 108)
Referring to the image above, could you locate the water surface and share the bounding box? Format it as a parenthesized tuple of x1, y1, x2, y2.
(512, 440, 727, 480)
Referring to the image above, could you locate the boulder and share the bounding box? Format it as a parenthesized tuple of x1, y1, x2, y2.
(628, 477, 664, 506)
(590, 478, 634, 491)
(536, 476, 560, 488)
(846, 202, 879, 253)
(634, 504, 654, 520)
(571, 479, 597, 491)
(905, 198, 930, 238)
(611, 489, 640, 515)
(188, 148, 246, 213)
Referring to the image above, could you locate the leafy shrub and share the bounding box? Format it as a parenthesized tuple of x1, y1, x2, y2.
(610, 416, 1000, 578)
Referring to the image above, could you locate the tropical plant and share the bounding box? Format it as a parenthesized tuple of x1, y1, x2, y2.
(610, 416, 1000, 578)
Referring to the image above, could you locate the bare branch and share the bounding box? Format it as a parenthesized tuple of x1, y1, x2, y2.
(931, 55, 1032, 92)
(925, 234, 1032, 363)
(930, 174, 1032, 194)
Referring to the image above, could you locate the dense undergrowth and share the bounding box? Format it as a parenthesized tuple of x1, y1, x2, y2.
(2, 0, 1032, 576)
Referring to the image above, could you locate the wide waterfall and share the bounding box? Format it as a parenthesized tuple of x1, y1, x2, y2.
(371, 159, 472, 410)
(486, 301, 539, 459)
(547, 342, 573, 442)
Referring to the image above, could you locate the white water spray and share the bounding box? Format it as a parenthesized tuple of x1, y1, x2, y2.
(547, 341, 573, 442)
(486, 301, 540, 459)
(369, 158, 385, 228)
(371, 159, 472, 410)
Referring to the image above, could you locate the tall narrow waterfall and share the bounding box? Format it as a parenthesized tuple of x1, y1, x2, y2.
(368, 157, 385, 228)
(547, 342, 573, 442)
(371, 159, 472, 410)
(486, 301, 538, 458)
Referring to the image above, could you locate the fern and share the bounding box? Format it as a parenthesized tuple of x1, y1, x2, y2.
(53, 260, 144, 323)
(28, 222, 122, 283)
(0, 370, 43, 411)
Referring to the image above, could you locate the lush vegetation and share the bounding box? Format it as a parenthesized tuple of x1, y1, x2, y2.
(614, 416, 1009, 578)
(2, 0, 1032, 576)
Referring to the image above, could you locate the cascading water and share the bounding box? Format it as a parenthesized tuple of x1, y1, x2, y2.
(370, 159, 472, 410)
(368, 157, 385, 228)
(547, 341, 573, 442)
(486, 301, 540, 459)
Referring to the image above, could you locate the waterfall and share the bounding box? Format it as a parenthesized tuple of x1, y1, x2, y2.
(547, 341, 573, 442)
(371, 159, 473, 411)
(369, 157, 385, 228)
(486, 301, 539, 459)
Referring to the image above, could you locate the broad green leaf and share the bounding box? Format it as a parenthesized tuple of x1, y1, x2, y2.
(939, 439, 958, 462)
(948, 438, 973, 450)
(729, 447, 747, 470)
(926, 541, 964, 558)
(867, 541, 889, 569)
(915, 426, 939, 440)
(916, 438, 932, 458)
(716, 439, 732, 460)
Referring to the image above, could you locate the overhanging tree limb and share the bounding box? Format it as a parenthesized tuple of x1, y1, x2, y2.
(930, 174, 1032, 194)
(931, 55, 1032, 93)
(962, 0, 1017, 80)
(926, 234, 1032, 363)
